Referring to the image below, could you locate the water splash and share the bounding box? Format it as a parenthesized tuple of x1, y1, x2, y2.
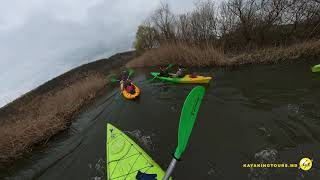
(248, 148, 278, 180)
(257, 127, 271, 137)
(288, 104, 300, 116)
(89, 158, 105, 180)
(126, 129, 155, 151)
(254, 149, 278, 163)
(207, 162, 216, 176)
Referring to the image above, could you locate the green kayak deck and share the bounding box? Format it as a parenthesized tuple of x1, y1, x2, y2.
(106, 123, 168, 179)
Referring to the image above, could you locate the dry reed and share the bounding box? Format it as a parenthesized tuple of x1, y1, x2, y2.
(127, 40, 320, 67)
(0, 73, 106, 165)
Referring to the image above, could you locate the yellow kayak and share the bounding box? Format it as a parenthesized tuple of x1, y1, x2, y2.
(122, 83, 140, 99)
(151, 72, 212, 83)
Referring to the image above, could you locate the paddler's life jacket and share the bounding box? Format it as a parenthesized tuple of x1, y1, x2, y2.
(176, 68, 185, 78)
(125, 84, 135, 94)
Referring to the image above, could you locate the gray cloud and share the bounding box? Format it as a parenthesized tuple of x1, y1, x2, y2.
(0, 0, 196, 107)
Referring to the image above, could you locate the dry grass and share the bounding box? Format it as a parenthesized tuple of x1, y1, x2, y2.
(0, 73, 106, 165)
(127, 40, 320, 67)
(127, 43, 226, 67)
(230, 40, 320, 65)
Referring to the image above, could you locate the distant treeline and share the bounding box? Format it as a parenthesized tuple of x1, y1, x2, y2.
(135, 0, 320, 52)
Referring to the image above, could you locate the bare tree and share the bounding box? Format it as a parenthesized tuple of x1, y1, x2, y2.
(225, 0, 261, 44)
(176, 14, 192, 43)
(194, 0, 218, 43)
(135, 0, 320, 52)
(255, 0, 288, 44)
(219, 1, 238, 36)
(151, 2, 176, 42)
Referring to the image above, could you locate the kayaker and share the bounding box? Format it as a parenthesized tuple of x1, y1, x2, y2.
(159, 66, 170, 77)
(120, 79, 135, 94)
(120, 70, 128, 80)
(171, 67, 185, 78)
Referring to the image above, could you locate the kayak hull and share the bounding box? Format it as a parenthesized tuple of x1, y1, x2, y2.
(312, 64, 320, 73)
(122, 84, 140, 99)
(106, 123, 167, 180)
(151, 72, 212, 83)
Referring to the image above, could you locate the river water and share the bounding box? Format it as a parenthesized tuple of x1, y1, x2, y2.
(1, 61, 320, 180)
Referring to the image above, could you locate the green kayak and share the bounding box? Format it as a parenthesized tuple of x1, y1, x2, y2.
(151, 72, 212, 83)
(312, 64, 320, 72)
(106, 123, 168, 179)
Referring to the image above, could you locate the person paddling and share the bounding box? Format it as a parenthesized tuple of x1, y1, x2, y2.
(120, 71, 128, 80)
(120, 72, 135, 94)
(171, 67, 185, 78)
(159, 65, 170, 77)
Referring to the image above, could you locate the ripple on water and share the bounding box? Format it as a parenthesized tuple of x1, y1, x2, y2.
(273, 103, 320, 147)
(89, 158, 105, 180)
(248, 148, 278, 180)
(126, 129, 155, 151)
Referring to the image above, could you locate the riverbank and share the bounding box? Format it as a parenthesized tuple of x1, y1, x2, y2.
(126, 40, 320, 67)
(0, 51, 135, 166)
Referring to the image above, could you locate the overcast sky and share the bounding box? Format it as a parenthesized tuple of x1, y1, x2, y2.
(0, 0, 198, 107)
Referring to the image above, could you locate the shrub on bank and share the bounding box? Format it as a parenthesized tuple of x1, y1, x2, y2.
(127, 40, 320, 67)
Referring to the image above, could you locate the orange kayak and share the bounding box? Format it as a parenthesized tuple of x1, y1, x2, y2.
(121, 83, 140, 99)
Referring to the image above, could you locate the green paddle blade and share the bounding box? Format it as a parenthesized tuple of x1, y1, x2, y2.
(174, 86, 205, 159)
(110, 78, 120, 83)
(128, 69, 135, 78)
(312, 64, 320, 72)
(167, 64, 174, 69)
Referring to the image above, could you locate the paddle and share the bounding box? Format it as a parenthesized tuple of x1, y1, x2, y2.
(110, 78, 120, 83)
(110, 69, 134, 83)
(163, 86, 206, 180)
(166, 64, 174, 70)
(127, 68, 135, 79)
